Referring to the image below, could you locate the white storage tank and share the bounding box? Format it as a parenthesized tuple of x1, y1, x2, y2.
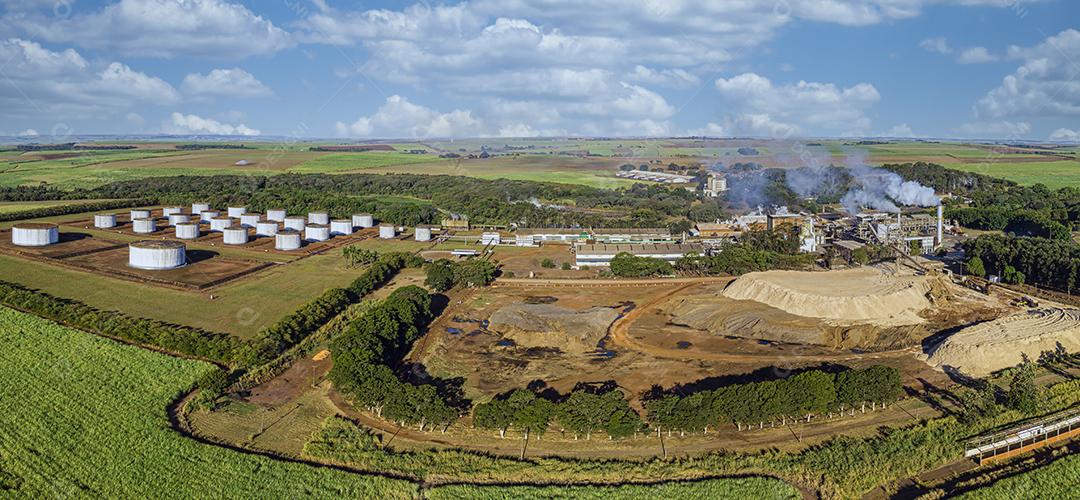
(308, 212, 329, 225)
(305, 224, 330, 242)
(209, 217, 232, 233)
(353, 213, 374, 228)
(191, 203, 210, 215)
(227, 206, 247, 218)
(414, 225, 433, 242)
(162, 206, 183, 217)
(11, 223, 59, 246)
(174, 222, 199, 240)
(330, 219, 354, 236)
(275, 229, 302, 250)
(283, 216, 306, 232)
(255, 221, 278, 237)
(222, 225, 249, 245)
(239, 213, 261, 228)
(266, 208, 287, 222)
(199, 210, 220, 223)
(132, 218, 157, 234)
(379, 224, 396, 239)
(130, 209, 151, 220)
(94, 213, 117, 229)
(129, 240, 186, 270)
(167, 213, 191, 226)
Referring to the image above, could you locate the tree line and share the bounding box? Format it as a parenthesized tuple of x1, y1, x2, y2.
(962, 234, 1080, 292)
(0, 198, 157, 222)
(424, 259, 497, 292)
(474, 387, 642, 440)
(946, 207, 1071, 240)
(329, 286, 459, 432)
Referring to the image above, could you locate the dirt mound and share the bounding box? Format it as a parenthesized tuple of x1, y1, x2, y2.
(488, 303, 619, 354)
(720, 268, 935, 325)
(926, 308, 1080, 377)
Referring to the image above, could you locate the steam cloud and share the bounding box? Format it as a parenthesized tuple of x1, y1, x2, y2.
(840, 164, 939, 214)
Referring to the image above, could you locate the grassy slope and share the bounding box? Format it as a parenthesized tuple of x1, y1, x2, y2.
(0, 306, 417, 498)
(958, 453, 1080, 500)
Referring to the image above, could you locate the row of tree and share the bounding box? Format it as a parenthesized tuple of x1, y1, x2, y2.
(962, 234, 1080, 292)
(609, 252, 674, 277)
(946, 207, 1071, 240)
(473, 388, 642, 440)
(329, 286, 459, 432)
(424, 259, 497, 292)
(647, 366, 903, 433)
(675, 247, 815, 276)
(0, 198, 156, 222)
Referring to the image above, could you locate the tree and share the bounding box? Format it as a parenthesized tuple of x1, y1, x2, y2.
(966, 256, 986, 277)
(343, 246, 379, 267)
(1006, 360, 1039, 414)
(852, 247, 870, 266)
(560, 262, 572, 270)
(1002, 265, 1025, 285)
(424, 259, 456, 292)
(453, 260, 496, 288)
(541, 258, 555, 268)
(609, 252, 673, 277)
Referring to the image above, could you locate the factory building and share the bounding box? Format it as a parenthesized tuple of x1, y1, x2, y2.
(353, 213, 375, 228)
(515, 229, 589, 246)
(574, 243, 704, 268)
(283, 216, 306, 232)
(223, 226, 249, 245)
(305, 224, 330, 242)
(132, 218, 157, 234)
(379, 224, 397, 239)
(692, 222, 740, 239)
(590, 228, 672, 244)
(330, 220, 354, 236)
(128, 240, 186, 270)
(308, 212, 329, 225)
(616, 169, 695, 184)
(441, 217, 470, 231)
(174, 223, 199, 240)
(275, 229, 302, 250)
(255, 221, 279, 237)
(414, 225, 433, 242)
(227, 206, 247, 218)
(94, 213, 117, 229)
(481, 232, 501, 245)
(11, 223, 59, 246)
(240, 213, 261, 228)
(833, 240, 866, 263)
(703, 172, 728, 197)
(266, 208, 287, 222)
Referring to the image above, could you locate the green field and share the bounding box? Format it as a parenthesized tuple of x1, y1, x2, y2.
(0, 305, 797, 498)
(937, 160, 1080, 190)
(288, 152, 439, 173)
(958, 453, 1080, 499)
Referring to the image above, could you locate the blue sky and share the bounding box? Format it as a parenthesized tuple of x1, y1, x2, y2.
(0, 0, 1077, 141)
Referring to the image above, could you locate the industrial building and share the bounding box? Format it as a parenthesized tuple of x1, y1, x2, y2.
(703, 172, 728, 197)
(481, 232, 501, 245)
(515, 228, 673, 247)
(11, 223, 59, 247)
(833, 240, 866, 262)
(94, 213, 117, 229)
(616, 169, 695, 184)
(574, 243, 704, 268)
(441, 217, 470, 231)
(128, 240, 186, 270)
(275, 229, 302, 250)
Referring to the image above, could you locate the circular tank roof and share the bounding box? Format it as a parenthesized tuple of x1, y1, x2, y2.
(13, 222, 58, 229)
(130, 240, 185, 249)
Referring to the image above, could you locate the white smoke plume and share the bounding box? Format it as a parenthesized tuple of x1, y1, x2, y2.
(840, 152, 939, 214)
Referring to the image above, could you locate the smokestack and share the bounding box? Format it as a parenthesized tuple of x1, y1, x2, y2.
(937, 204, 944, 248)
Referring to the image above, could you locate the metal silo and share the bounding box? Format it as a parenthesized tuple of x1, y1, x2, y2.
(11, 223, 59, 246)
(128, 240, 186, 270)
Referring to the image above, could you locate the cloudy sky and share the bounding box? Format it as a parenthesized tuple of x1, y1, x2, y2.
(0, 0, 1078, 140)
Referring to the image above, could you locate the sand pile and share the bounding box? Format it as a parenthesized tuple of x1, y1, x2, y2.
(720, 268, 935, 325)
(488, 303, 619, 354)
(926, 308, 1080, 377)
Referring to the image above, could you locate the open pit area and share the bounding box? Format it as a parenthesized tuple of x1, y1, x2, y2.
(407, 271, 997, 407)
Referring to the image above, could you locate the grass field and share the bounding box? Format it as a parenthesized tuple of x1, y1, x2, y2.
(958, 453, 1080, 499)
(362, 155, 643, 189)
(0, 306, 417, 498)
(288, 152, 439, 173)
(0, 199, 124, 214)
(935, 160, 1080, 189)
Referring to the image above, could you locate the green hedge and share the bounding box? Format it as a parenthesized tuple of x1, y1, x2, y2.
(0, 198, 156, 222)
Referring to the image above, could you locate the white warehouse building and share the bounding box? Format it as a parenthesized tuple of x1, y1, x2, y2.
(574, 243, 704, 268)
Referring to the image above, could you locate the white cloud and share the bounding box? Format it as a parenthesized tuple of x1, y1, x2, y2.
(712, 73, 880, 136)
(976, 29, 1080, 119)
(920, 37, 951, 54)
(956, 46, 998, 64)
(883, 123, 916, 137)
(1049, 128, 1080, 141)
(6, 0, 292, 58)
(181, 68, 272, 99)
(16, 128, 38, 137)
(166, 112, 260, 136)
(627, 65, 700, 88)
(335, 95, 483, 138)
(956, 120, 1032, 138)
(0, 39, 178, 118)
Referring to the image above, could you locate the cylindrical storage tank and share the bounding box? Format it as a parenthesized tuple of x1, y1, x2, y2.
(199, 210, 220, 223)
(379, 224, 396, 239)
(222, 225, 249, 245)
(305, 224, 330, 242)
(162, 206, 183, 217)
(283, 216, 306, 232)
(308, 212, 329, 225)
(227, 206, 247, 218)
(275, 229, 302, 250)
(353, 213, 374, 228)
(191, 203, 210, 215)
(130, 209, 151, 220)
(128, 240, 185, 270)
(414, 225, 433, 242)
(255, 221, 278, 237)
(167, 213, 191, 226)
(209, 217, 232, 233)
(132, 218, 157, 234)
(266, 208, 287, 222)
(239, 213, 261, 228)
(11, 223, 59, 246)
(330, 219, 354, 236)
(94, 213, 117, 229)
(174, 222, 199, 240)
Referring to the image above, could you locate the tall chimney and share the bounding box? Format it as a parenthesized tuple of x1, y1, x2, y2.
(937, 204, 944, 247)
